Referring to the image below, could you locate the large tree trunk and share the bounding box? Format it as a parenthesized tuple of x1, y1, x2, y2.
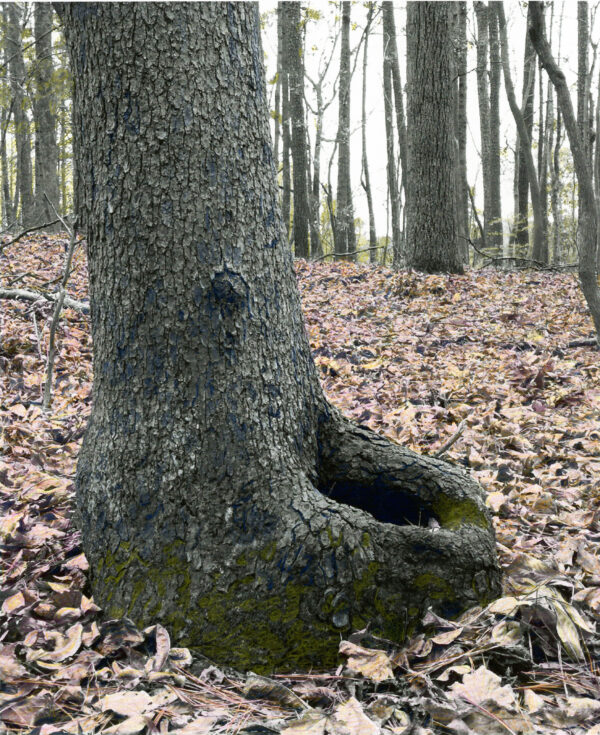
(334, 1, 356, 259)
(6, 2, 34, 228)
(406, 2, 462, 274)
(59, 2, 500, 673)
(285, 2, 310, 259)
(33, 3, 60, 226)
(529, 2, 600, 341)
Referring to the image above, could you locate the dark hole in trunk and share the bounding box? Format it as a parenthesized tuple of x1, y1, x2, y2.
(318, 479, 435, 527)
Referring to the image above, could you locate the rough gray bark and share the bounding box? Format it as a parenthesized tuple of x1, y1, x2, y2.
(382, 2, 401, 268)
(58, 1, 500, 673)
(334, 1, 356, 259)
(496, 3, 545, 265)
(6, 2, 34, 228)
(529, 2, 600, 342)
(361, 3, 377, 263)
(33, 3, 60, 227)
(533, 56, 549, 264)
(273, 4, 282, 173)
(284, 2, 309, 258)
(514, 8, 537, 250)
(406, 2, 462, 274)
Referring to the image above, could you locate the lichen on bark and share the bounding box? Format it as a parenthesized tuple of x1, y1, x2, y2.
(58, 1, 501, 673)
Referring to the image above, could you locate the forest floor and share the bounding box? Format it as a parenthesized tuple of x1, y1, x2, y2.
(1, 236, 600, 734)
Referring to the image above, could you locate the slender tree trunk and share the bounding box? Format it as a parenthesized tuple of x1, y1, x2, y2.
(496, 3, 545, 263)
(488, 3, 503, 251)
(280, 2, 291, 241)
(33, 3, 60, 226)
(382, 1, 407, 264)
(533, 57, 549, 263)
(58, 1, 500, 672)
(285, 2, 309, 259)
(334, 1, 356, 259)
(382, 2, 401, 267)
(6, 2, 34, 228)
(406, 2, 462, 274)
(530, 1, 600, 341)
(1, 103, 15, 227)
(514, 10, 537, 250)
(474, 3, 493, 249)
(455, 2, 469, 262)
(273, 5, 282, 173)
(310, 86, 324, 259)
(552, 109, 562, 263)
(361, 3, 377, 263)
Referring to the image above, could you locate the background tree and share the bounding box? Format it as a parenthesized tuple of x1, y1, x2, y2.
(284, 2, 310, 258)
(406, 1, 462, 274)
(6, 2, 34, 228)
(453, 2, 469, 262)
(334, 1, 356, 259)
(58, 1, 500, 672)
(529, 1, 600, 341)
(361, 2, 377, 263)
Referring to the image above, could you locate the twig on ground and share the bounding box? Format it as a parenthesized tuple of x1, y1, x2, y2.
(434, 419, 468, 458)
(0, 219, 61, 254)
(312, 245, 385, 262)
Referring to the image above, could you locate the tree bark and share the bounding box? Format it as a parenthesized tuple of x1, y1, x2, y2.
(58, 1, 500, 673)
(382, 2, 402, 268)
(454, 2, 469, 263)
(529, 2, 600, 341)
(6, 2, 34, 228)
(474, 3, 493, 249)
(496, 3, 545, 265)
(488, 3, 503, 251)
(33, 2, 60, 227)
(406, 2, 462, 274)
(361, 3, 377, 263)
(514, 9, 536, 250)
(334, 1, 356, 259)
(280, 2, 291, 241)
(284, 2, 309, 259)
(382, 1, 407, 266)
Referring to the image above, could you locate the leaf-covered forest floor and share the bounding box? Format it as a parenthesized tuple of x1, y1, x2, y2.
(1, 236, 600, 734)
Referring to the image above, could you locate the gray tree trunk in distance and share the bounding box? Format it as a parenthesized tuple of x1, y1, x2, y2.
(7, 2, 34, 228)
(361, 3, 378, 263)
(474, 3, 493, 249)
(514, 10, 536, 250)
(496, 3, 545, 264)
(58, 2, 500, 673)
(406, 2, 463, 274)
(529, 2, 600, 342)
(285, 2, 309, 259)
(488, 3, 503, 251)
(382, 3, 402, 269)
(454, 2, 469, 263)
(280, 2, 291, 241)
(334, 1, 356, 259)
(33, 3, 60, 226)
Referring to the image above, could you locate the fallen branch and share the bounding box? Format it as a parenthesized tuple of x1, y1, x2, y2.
(0, 219, 62, 253)
(312, 245, 385, 262)
(0, 287, 89, 314)
(566, 337, 599, 348)
(434, 419, 468, 458)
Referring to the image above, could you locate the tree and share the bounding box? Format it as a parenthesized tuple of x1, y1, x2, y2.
(334, 1, 356, 259)
(488, 3, 503, 251)
(529, 2, 600, 341)
(279, 2, 291, 240)
(382, 2, 401, 267)
(58, 2, 500, 672)
(6, 2, 34, 228)
(33, 2, 60, 226)
(406, 2, 462, 274)
(284, 2, 309, 258)
(474, 2, 493, 248)
(453, 2, 469, 262)
(495, 2, 545, 264)
(361, 3, 377, 263)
